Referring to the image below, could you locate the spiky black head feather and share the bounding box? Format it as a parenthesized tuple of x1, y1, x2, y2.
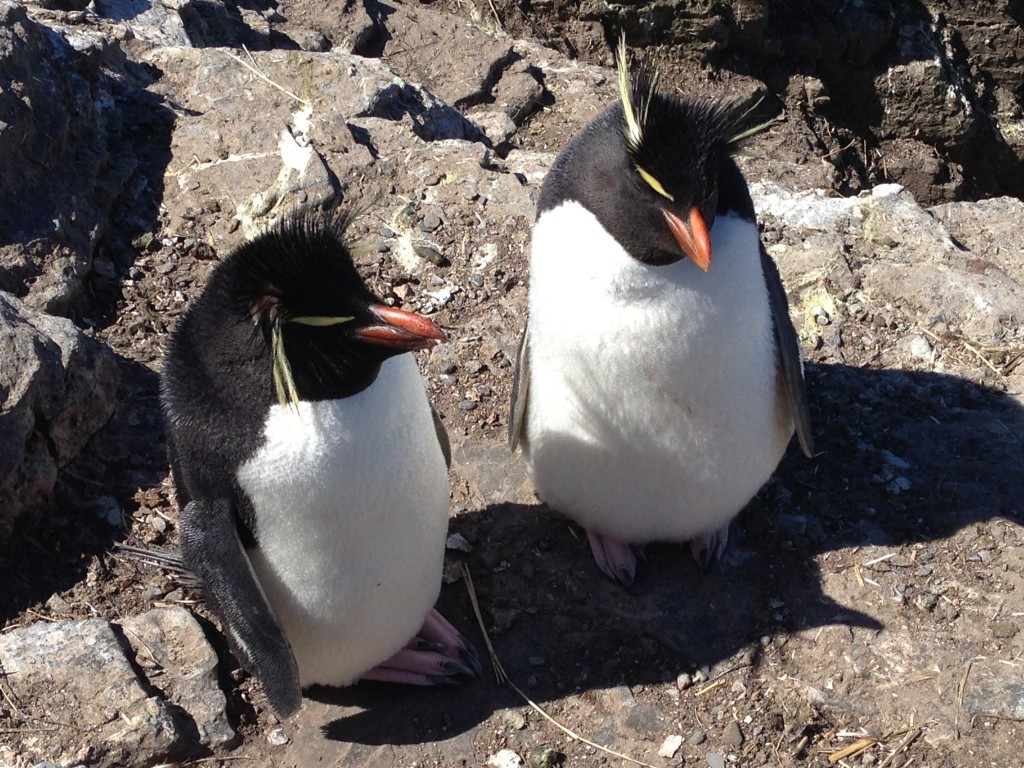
(167, 208, 410, 407)
(536, 41, 764, 267)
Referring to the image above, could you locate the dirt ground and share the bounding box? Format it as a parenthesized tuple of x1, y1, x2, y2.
(2, 2, 1023, 767)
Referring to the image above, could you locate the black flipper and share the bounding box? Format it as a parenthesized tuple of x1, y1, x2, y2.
(760, 244, 814, 457)
(508, 322, 530, 451)
(431, 406, 452, 469)
(179, 498, 302, 719)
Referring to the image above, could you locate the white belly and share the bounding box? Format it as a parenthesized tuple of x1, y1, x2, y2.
(236, 355, 449, 686)
(524, 201, 792, 542)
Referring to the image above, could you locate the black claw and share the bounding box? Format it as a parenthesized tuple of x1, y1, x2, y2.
(459, 643, 484, 677)
(616, 567, 635, 587)
(442, 658, 478, 677)
(417, 640, 447, 653)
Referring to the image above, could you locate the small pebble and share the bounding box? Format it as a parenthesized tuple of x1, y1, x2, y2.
(528, 655, 547, 667)
(415, 243, 449, 266)
(379, 226, 395, 237)
(528, 745, 563, 768)
(722, 721, 744, 746)
(706, 751, 725, 768)
(658, 734, 683, 758)
(470, 273, 485, 287)
(420, 212, 442, 232)
(676, 672, 693, 690)
(487, 749, 523, 768)
(266, 727, 289, 746)
(458, 400, 478, 411)
(688, 728, 706, 745)
(502, 710, 528, 730)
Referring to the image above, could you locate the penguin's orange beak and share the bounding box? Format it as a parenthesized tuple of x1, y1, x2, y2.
(352, 304, 447, 350)
(663, 208, 712, 271)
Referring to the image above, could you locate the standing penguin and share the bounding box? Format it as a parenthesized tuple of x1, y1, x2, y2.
(161, 209, 477, 719)
(509, 42, 814, 587)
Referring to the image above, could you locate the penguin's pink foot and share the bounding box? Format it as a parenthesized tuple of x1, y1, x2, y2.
(689, 523, 730, 568)
(587, 529, 637, 586)
(360, 608, 481, 685)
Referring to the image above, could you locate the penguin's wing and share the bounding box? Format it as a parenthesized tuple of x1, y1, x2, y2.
(180, 497, 302, 718)
(431, 405, 452, 469)
(760, 244, 814, 457)
(508, 322, 530, 451)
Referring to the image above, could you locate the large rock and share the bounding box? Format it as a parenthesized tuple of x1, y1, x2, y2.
(0, 292, 119, 544)
(119, 607, 237, 751)
(749, 182, 1024, 395)
(0, 619, 187, 766)
(142, 45, 483, 252)
(0, 0, 137, 313)
(0, 608, 232, 764)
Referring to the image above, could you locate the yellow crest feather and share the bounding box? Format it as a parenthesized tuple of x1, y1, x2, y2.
(615, 34, 659, 155)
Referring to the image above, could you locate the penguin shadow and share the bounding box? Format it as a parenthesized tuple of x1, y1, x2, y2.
(319, 362, 1022, 746)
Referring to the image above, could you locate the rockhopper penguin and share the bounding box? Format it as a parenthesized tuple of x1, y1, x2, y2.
(509, 42, 814, 586)
(161, 209, 478, 719)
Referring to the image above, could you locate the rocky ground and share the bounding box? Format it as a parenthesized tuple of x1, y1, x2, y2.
(1, 1, 1023, 767)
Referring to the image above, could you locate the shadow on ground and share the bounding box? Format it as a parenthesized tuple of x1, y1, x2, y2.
(310, 362, 1023, 745)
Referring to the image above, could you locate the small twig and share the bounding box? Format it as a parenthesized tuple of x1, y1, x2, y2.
(695, 662, 751, 697)
(877, 728, 921, 768)
(863, 553, 895, 567)
(461, 563, 658, 768)
(962, 340, 1004, 378)
(119, 625, 164, 670)
(485, 0, 505, 31)
(695, 678, 724, 697)
(460, 563, 504, 684)
(854, 564, 865, 588)
(958, 661, 972, 709)
(223, 46, 310, 107)
(828, 737, 878, 763)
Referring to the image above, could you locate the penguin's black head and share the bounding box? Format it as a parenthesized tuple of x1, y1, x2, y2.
(537, 39, 759, 270)
(223, 209, 445, 403)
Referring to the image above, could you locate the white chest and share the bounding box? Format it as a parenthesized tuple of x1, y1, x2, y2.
(525, 201, 791, 541)
(235, 355, 449, 686)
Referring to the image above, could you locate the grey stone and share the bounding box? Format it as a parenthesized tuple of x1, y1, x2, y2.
(0, 619, 186, 766)
(722, 721, 744, 746)
(383, 5, 514, 108)
(750, 183, 1024, 392)
(0, 0, 137, 312)
(0, 292, 119, 544)
(119, 607, 237, 750)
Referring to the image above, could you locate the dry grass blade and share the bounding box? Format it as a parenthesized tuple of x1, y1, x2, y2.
(877, 728, 921, 768)
(460, 562, 505, 684)
(223, 46, 311, 107)
(460, 563, 659, 768)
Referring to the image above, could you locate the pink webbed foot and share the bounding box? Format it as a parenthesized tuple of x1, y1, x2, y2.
(587, 529, 638, 587)
(360, 608, 481, 685)
(688, 523, 730, 568)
